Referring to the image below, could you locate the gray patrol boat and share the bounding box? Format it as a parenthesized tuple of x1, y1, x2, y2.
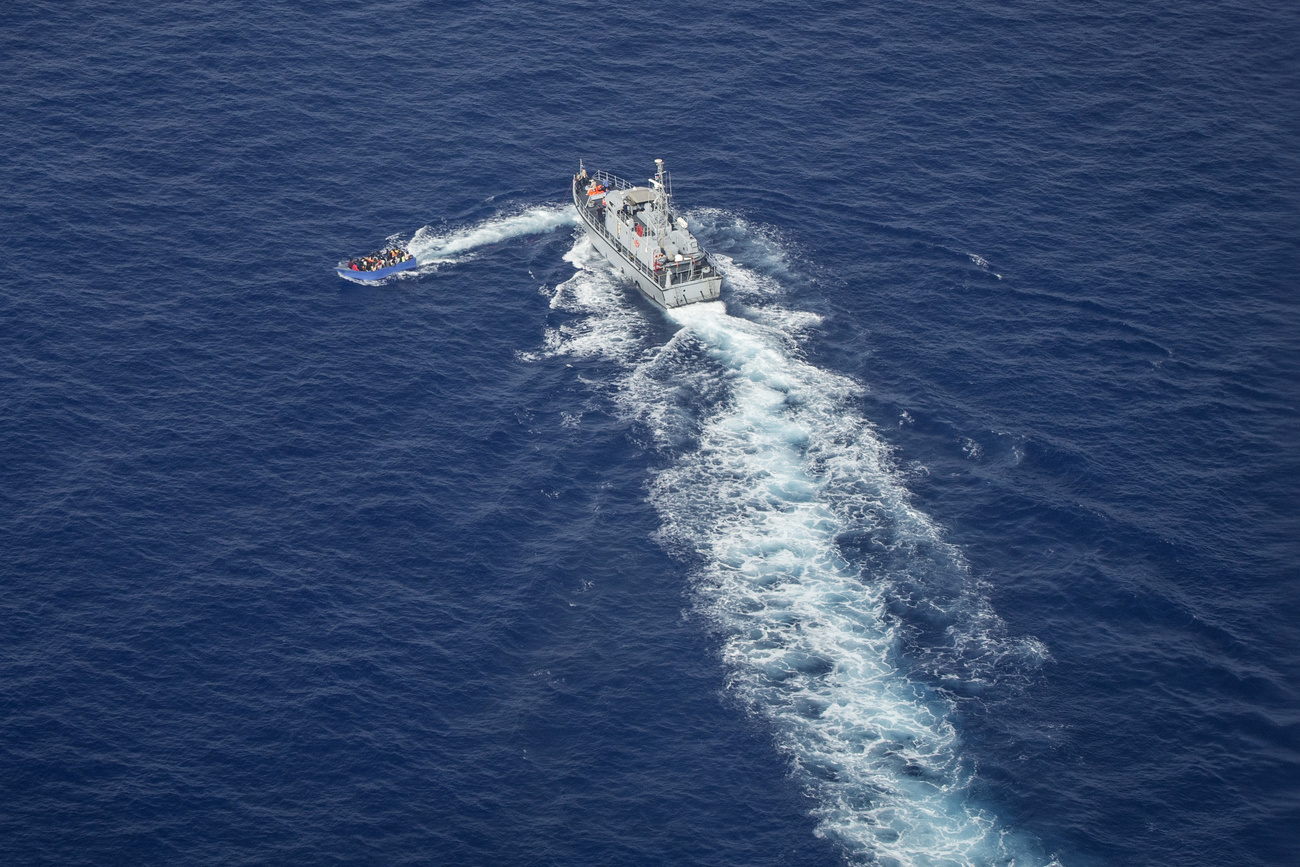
(572, 159, 722, 309)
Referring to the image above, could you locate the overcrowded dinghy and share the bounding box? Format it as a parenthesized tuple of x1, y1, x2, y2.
(336, 246, 417, 281)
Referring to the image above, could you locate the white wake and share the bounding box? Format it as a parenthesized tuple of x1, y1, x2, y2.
(408, 205, 577, 266)
(533, 228, 1056, 867)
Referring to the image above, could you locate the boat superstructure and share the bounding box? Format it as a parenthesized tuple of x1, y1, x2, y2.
(572, 159, 722, 309)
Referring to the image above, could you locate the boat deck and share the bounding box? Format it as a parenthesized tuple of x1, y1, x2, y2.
(573, 170, 720, 300)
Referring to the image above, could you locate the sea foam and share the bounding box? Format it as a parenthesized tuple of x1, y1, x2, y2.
(408, 204, 577, 268)
(536, 228, 1056, 866)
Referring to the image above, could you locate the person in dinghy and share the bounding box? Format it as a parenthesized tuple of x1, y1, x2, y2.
(336, 245, 417, 280)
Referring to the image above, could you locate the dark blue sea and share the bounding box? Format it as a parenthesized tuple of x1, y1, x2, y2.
(3, 2, 1297, 865)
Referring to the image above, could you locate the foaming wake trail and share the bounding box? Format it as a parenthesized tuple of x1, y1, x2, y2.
(654, 304, 1008, 865)
(536, 230, 1055, 866)
(407, 205, 577, 266)
(338, 206, 576, 283)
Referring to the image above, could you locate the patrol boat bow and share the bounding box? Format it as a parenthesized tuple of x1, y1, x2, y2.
(572, 159, 722, 309)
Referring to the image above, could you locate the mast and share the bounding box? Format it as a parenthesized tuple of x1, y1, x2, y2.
(651, 159, 672, 252)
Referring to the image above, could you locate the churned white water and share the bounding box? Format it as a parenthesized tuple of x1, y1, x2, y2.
(536, 228, 1056, 866)
(408, 205, 577, 266)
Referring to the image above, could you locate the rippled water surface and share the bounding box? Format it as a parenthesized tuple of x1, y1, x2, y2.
(2, 2, 1297, 865)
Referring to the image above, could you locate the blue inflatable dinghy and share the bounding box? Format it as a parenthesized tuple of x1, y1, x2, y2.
(336, 247, 417, 281)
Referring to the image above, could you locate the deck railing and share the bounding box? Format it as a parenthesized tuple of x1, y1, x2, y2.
(585, 169, 634, 192)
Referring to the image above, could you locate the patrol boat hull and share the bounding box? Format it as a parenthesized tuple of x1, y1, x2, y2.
(572, 160, 722, 309)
